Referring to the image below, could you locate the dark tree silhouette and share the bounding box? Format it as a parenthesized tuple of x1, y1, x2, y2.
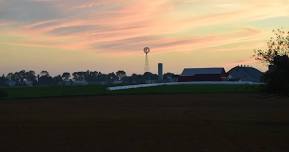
(72, 72, 84, 81)
(1, 70, 178, 86)
(0, 75, 7, 87)
(53, 75, 63, 85)
(264, 55, 289, 94)
(254, 29, 289, 64)
(254, 29, 289, 94)
(2, 70, 36, 86)
(40, 71, 50, 78)
(15, 70, 25, 85)
(72, 71, 102, 83)
(163, 73, 178, 82)
(38, 71, 53, 86)
(116, 70, 126, 81)
(62, 72, 71, 81)
(107, 72, 118, 82)
(133, 74, 145, 84)
(143, 72, 158, 81)
(25, 70, 37, 85)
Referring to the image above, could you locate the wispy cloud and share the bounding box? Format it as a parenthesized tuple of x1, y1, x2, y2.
(0, 0, 288, 73)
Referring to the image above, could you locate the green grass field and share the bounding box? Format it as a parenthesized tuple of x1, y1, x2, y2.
(0, 85, 107, 99)
(0, 84, 263, 99)
(112, 84, 263, 94)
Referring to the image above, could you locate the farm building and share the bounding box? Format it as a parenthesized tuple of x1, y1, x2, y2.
(178, 68, 227, 82)
(228, 66, 263, 82)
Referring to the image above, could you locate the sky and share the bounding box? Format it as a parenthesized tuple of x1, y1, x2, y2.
(0, 0, 289, 75)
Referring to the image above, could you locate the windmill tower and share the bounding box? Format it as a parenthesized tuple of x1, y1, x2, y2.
(144, 47, 150, 73)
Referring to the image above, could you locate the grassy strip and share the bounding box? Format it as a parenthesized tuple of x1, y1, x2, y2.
(0, 85, 107, 100)
(111, 84, 263, 95)
(0, 84, 263, 100)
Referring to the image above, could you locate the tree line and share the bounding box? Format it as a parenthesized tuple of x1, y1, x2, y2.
(0, 70, 178, 87)
(1, 28, 288, 95)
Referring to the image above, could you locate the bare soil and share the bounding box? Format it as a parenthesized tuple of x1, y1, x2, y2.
(0, 93, 289, 152)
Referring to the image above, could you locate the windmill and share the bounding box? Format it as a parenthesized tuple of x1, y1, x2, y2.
(144, 47, 150, 73)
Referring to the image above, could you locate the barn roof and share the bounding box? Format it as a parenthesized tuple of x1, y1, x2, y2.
(228, 66, 263, 82)
(181, 68, 225, 76)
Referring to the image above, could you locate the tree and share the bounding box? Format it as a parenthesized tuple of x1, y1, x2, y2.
(38, 71, 53, 86)
(62, 72, 71, 81)
(143, 72, 158, 81)
(130, 74, 144, 84)
(25, 70, 37, 85)
(40, 71, 50, 77)
(264, 55, 289, 94)
(14, 70, 26, 86)
(254, 29, 289, 94)
(107, 72, 118, 82)
(163, 73, 178, 82)
(116, 70, 126, 81)
(254, 29, 289, 64)
(53, 75, 64, 85)
(72, 72, 83, 81)
(0, 75, 7, 87)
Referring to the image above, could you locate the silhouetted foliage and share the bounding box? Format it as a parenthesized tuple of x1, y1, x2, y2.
(123, 74, 144, 84)
(53, 75, 64, 85)
(163, 73, 178, 82)
(254, 29, 289, 64)
(116, 70, 126, 81)
(38, 71, 53, 86)
(72, 71, 102, 83)
(143, 72, 157, 80)
(0, 73, 8, 97)
(107, 72, 118, 82)
(62, 72, 71, 81)
(264, 55, 289, 94)
(1, 69, 178, 87)
(255, 29, 289, 95)
(4, 70, 36, 86)
(0, 75, 8, 87)
(121, 72, 159, 84)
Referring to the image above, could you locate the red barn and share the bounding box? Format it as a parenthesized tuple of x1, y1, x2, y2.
(178, 68, 227, 82)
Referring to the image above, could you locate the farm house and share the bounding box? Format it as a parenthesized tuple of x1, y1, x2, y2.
(178, 68, 228, 82)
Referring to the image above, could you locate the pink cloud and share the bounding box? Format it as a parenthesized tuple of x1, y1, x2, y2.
(2, 0, 265, 55)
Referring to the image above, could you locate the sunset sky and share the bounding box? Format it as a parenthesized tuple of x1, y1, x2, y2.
(1, 0, 289, 75)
